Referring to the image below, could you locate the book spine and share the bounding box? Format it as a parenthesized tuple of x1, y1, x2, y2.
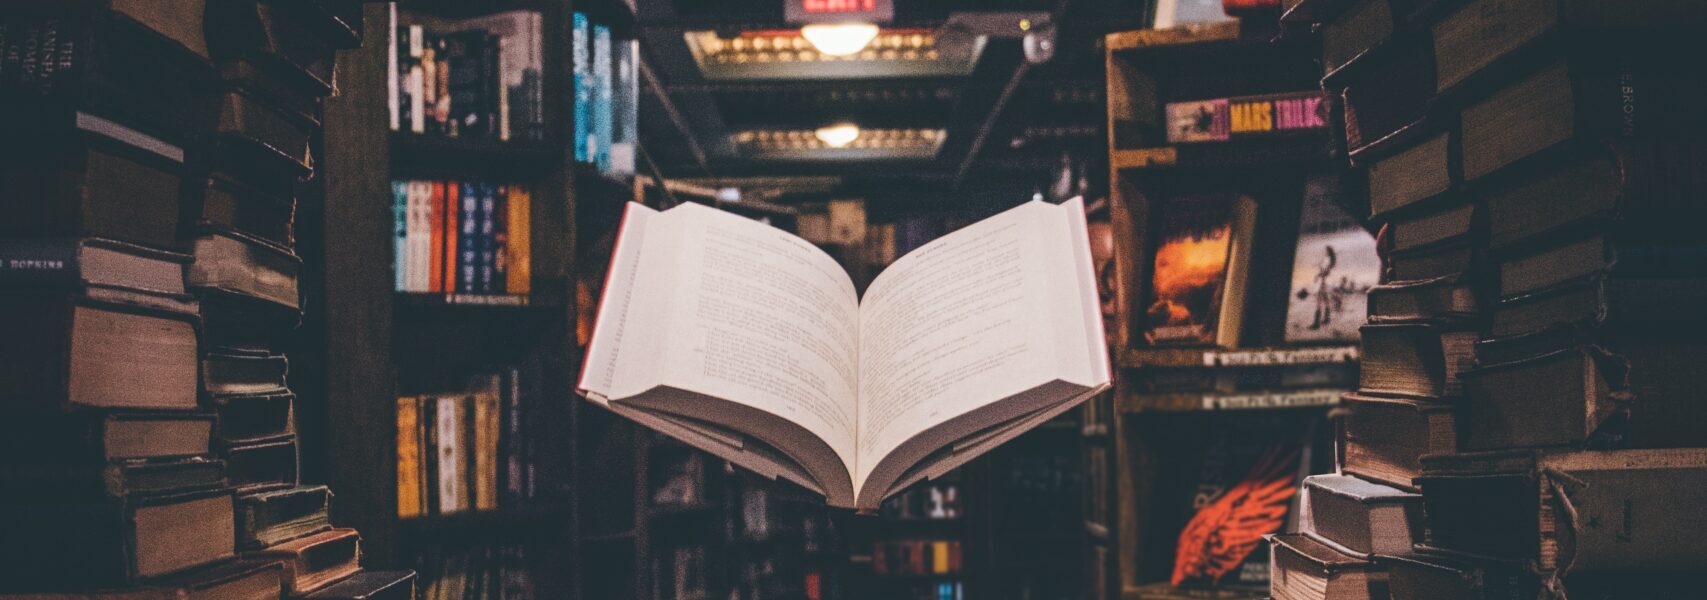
(492, 184, 508, 295)
(478, 183, 496, 295)
(506, 187, 531, 295)
(409, 25, 425, 134)
(502, 367, 524, 507)
(0, 238, 82, 286)
(397, 396, 422, 519)
(445, 32, 479, 138)
(485, 33, 501, 141)
(422, 397, 439, 516)
(436, 395, 463, 514)
(572, 13, 591, 163)
(428, 181, 445, 294)
(593, 25, 613, 173)
(476, 392, 499, 512)
(388, 4, 400, 131)
(459, 182, 480, 295)
(393, 181, 409, 292)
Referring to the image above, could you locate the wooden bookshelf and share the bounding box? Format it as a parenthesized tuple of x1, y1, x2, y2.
(306, 1, 595, 598)
(1095, 18, 1349, 600)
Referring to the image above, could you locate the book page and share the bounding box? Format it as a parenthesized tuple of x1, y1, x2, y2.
(855, 200, 1102, 492)
(642, 203, 863, 475)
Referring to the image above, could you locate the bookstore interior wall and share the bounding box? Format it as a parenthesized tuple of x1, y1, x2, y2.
(4, 0, 1706, 600)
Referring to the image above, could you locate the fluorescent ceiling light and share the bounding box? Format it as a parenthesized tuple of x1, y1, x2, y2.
(800, 22, 880, 57)
(814, 124, 861, 148)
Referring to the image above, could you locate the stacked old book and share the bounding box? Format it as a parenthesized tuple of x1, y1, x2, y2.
(1, 2, 411, 599)
(1272, 0, 1707, 598)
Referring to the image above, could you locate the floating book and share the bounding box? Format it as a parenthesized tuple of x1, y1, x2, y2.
(580, 199, 1110, 511)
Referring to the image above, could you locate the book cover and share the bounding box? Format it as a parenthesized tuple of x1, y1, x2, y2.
(1168, 415, 1314, 588)
(1285, 175, 1379, 343)
(572, 12, 591, 163)
(1143, 194, 1256, 347)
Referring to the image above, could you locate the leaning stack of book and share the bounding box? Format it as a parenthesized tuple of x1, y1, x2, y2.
(1276, 0, 1707, 597)
(1, 2, 412, 599)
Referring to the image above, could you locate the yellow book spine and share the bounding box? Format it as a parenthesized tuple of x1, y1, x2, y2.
(506, 187, 531, 295)
(396, 396, 421, 519)
(932, 541, 949, 574)
(474, 392, 500, 511)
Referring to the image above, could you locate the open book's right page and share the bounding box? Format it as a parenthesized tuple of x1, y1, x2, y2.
(855, 199, 1108, 499)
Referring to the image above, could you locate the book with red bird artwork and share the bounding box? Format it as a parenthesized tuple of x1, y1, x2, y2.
(1169, 416, 1316, 588)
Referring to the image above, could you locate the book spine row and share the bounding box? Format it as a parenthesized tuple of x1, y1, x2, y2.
(392, 179, 530, 297)
(389, 13, 544, 142)
(413, 544, 536, 600)
(395, 370, 534, 519)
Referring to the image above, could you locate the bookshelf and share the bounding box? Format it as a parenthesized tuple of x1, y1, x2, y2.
(1095, 16, 1351, 600)
(304, 1, 624, 598)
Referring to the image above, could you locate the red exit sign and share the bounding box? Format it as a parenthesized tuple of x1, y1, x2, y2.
(786, 0, 894, 23)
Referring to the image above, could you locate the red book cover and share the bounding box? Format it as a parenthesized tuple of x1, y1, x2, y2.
(443, 182, 460, 293)
(428, 182, 445, 293)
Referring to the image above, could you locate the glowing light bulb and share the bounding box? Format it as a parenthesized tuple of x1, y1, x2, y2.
(815, 124, 861, 148)
(800, 22, 880, 57)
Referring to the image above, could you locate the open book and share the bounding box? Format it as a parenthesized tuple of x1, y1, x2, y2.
(578, 198, 1111, 511)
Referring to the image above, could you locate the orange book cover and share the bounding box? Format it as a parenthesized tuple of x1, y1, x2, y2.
(443, 182, 460, 293)
(428, 182, 445, 293)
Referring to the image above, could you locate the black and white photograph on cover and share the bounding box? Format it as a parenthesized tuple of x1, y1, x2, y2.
(5, 0, 1707, 599)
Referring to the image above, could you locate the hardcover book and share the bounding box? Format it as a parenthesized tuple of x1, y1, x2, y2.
(1142, 194, 1256, 347)
(250, 527, 361, 595)
(0, 292, 199, 411)
(1285, 175, 1379, 343)
(237, 484, 332, 550)
(1266, 533, 1387, 600)
(1337, 392, 1457, 490)
(304, 570, 417, 600)
(580, 199, 1110, 511)
(1297, 474, 1422, 557)
(0, 490, 235, 585)
(1417, 448, 1707, 574)
(0, 115, 187, 251)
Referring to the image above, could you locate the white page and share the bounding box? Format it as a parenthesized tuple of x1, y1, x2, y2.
(643, 203, 863, 476)
(854, 201, 1094, 491)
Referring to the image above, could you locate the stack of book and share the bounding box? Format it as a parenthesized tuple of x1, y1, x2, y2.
(391, 179, 531, 301)
(395, 368, 537, 519)
(1, 2, 412, 598)
(390, 8, 546, 143)
(1275, 0, 1707, 597)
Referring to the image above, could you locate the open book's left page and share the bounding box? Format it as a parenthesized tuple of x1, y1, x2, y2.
(579, 202, 861, 503)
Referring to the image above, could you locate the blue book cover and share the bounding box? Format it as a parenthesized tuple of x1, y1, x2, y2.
(572, 12, 592, 163)
(392, 180, 409, 292)
(593, 25, 613, 172)
(459, 182, 481, 294)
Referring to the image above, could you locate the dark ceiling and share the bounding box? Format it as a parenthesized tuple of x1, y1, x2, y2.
(626, 0, 1153, 207)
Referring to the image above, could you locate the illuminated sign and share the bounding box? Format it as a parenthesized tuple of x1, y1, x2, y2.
(785, 0, 894, 24)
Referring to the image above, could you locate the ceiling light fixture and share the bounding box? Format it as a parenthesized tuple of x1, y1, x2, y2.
(800, 22, 880, 57)
(814, 124, 862, 148)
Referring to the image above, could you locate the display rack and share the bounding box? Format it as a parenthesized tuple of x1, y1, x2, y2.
(1095, 17, 1349, 600)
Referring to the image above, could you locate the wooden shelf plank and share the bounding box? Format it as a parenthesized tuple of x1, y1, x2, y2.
(1117, 345, 1358, 368)
(1106, 21, 1242, 52)
(1116, 387, 1347, 413)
